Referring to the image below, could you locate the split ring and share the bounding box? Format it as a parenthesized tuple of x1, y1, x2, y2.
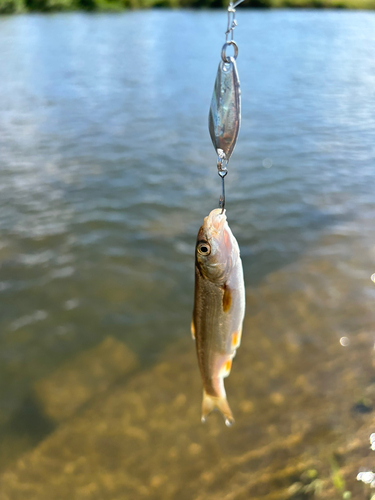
(221, 40, 239, 63)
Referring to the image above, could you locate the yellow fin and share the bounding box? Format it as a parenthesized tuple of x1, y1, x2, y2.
(221, 359, 232, 378)
(231, 328, 242, 350)
(191, 319, 196, 340)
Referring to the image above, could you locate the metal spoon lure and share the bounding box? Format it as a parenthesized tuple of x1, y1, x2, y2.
(208, 0, 243, 212)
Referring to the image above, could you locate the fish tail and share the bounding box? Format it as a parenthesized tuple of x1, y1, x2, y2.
(201, 390, 235, 427)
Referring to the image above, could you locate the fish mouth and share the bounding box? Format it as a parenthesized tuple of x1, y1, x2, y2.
(206, 208, 227, 234)
(205, 209, 234, 256)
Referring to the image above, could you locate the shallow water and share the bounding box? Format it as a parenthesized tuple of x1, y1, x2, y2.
(0, 9, 375, 493)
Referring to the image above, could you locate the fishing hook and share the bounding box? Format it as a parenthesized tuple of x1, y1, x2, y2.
(217, 151, 228, 213)
(218, 170, 227, 214)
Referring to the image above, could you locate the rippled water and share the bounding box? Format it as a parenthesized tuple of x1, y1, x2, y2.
(1, 9, 375, 482)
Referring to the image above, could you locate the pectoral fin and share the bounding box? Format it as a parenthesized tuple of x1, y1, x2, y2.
(222, 285, 232, 312)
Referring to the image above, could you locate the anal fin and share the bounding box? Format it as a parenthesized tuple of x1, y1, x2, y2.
(220, 359, 232, 378)
(231, 327, 243, 350)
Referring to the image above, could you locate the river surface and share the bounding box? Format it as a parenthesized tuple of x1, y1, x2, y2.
(0, 8, 375, 488)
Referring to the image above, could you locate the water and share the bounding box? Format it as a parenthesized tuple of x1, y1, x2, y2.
(0, 9, 375, 495)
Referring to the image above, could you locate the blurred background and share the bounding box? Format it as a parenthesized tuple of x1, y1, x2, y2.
(1, 7, 375, 500)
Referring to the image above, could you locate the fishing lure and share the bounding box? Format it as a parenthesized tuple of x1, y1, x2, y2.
(209, 0, 242, 211)
(192, 1, 245, 426)
(208, 33, 241, 170)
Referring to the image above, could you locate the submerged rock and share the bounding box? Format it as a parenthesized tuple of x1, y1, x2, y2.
(33, 336, 138, 422)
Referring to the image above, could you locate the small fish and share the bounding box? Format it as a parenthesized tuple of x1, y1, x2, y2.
(192, 208, 245, 426)
(208, 57, 241, 163)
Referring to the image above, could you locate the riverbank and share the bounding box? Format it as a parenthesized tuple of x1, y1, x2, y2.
(1, 0, 375, 15)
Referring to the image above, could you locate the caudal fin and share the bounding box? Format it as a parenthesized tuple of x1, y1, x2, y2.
(201, 390, 234, 427)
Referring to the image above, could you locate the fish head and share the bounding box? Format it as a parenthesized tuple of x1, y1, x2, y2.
(195, 208, 238, 284)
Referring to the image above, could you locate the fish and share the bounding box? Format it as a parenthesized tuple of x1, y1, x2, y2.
(192, 208, 245, 426)
(208, 57, 241, 164)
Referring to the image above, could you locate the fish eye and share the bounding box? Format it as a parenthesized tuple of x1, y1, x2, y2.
(197, 242, 211, 256)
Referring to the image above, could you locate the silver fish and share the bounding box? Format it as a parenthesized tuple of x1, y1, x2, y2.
(192, 208, 245, 426)
(208, 57, 241, 163)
